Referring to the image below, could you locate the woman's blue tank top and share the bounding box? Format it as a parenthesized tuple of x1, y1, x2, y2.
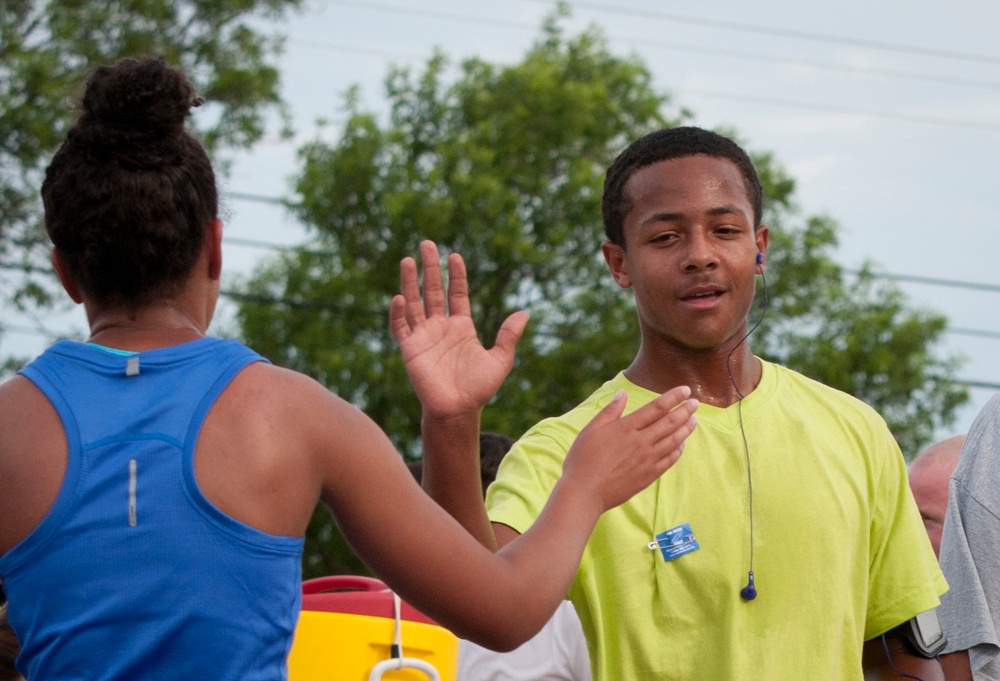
(0, 338, 304, 680)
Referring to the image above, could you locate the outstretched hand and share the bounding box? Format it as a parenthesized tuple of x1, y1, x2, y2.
(562, 387, 698, 513)
(390, 240, 529, 419)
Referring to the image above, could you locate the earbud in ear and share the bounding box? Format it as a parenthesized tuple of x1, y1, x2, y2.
(756, 252, 764, 266)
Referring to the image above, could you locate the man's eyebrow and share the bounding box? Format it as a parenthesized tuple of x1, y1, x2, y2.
(706, 204, 745, 217)
(642, 211, 683, 226)
(640, 204, 749, 227)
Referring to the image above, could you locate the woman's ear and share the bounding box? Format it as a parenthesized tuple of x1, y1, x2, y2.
(208, 219, 223, 281)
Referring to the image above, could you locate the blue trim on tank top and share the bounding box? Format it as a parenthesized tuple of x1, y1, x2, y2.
(86, 342, 138, 356)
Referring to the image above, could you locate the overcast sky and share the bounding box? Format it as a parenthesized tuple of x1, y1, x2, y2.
(6, 0, 1000, 450)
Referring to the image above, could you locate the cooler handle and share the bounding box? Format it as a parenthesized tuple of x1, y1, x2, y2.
(301, 575, 388, 595)
(368, 657, 441, 681)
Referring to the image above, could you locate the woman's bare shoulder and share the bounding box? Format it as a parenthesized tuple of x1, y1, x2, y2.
(216, 362, 386, 457)
(228, 362, 359, 418)
(0, 374, 63, 448)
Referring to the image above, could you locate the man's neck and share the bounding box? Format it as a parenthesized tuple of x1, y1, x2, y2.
(624, 342, 762, 409)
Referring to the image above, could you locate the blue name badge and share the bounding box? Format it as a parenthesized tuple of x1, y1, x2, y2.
(648, 523, 700, 562)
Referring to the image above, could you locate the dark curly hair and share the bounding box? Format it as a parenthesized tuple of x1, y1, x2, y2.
(478, 432, 514, 492)
(601, 126, 762, 247)
(41, 57, 218, 309)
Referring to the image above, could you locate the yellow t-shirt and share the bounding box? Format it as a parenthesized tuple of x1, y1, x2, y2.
(487, 361, 947, 680)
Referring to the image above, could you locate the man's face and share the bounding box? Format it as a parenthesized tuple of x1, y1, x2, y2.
(603, 154, 768, 352)
(909, 464, 951, 558)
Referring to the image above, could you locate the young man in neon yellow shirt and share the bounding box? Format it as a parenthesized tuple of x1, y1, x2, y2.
(397, 126, 947, 680)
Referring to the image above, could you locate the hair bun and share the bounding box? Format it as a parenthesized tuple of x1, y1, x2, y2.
(82, 57, 201, 139)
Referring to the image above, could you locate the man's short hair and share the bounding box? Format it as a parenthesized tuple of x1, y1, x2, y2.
(602, 126, 763, 246)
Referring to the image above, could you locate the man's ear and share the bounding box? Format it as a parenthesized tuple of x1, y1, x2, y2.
(51, 249, 83, 304)
(755, 225, 770, 272)
(207, 218, 223, 281)
(601, 241, 632, 289)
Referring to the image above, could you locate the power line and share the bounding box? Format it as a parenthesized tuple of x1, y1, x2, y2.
(960, 380, 1000, 391)
(325, 0, 539, 33)
(290, 37, 1000, 134)
(842, 268, 1000, 294)
(296, 4, 1000, 136)
(629, 41, 1000, 94)
(295, 39, 427, 63)
(949, 327, 1000, 341)
(285, 19, 1000, 137)
(676, 87, 1000, 134)
(224, 235, 307, 252)
(316, 0, 1000, 84)
(293, 33, 1000, 95)
(219, 288, 369, 312)
(225, 191, 290, 206)
(526, 0, 1000, 66)
(324, 0, 1000, 67)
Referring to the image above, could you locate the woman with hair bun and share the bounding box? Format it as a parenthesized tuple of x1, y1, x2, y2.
(0, 58, 697, 679)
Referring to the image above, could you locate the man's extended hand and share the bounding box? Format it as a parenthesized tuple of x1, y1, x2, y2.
(390, 240, 529, 418)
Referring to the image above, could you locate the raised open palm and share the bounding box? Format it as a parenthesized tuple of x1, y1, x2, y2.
(390, 240, 529, 418)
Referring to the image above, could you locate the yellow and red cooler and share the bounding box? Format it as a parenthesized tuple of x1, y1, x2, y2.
(287, 575, 459, 681)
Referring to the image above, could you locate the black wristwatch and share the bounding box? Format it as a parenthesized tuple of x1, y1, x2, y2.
(892, 609, 947, 658)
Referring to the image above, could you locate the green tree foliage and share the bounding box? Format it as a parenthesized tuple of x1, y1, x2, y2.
(236, 15, 967, 576)
(755, 220, 968, 457)
(0, 0, 301, 320)
(743, 150, 968, 455)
